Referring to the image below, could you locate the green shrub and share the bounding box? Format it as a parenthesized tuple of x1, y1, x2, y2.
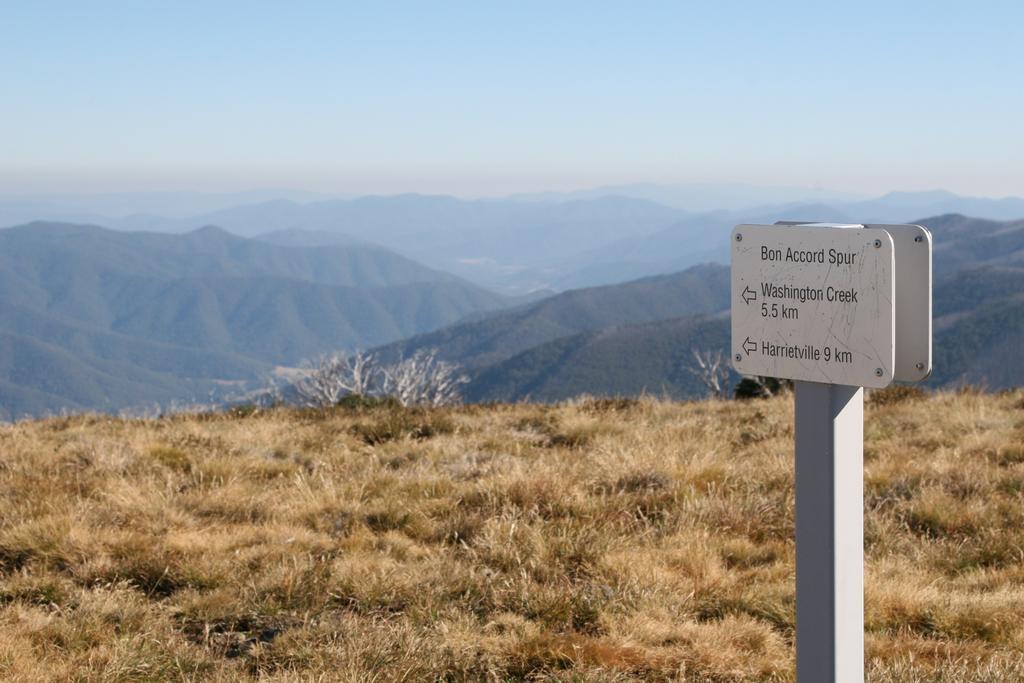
(734, 376, 792, 400)
(148, 445, 192, 472)
(335, 394, 402, 411)
(868, 385, 927, 407)
(350, 409, 456, 445)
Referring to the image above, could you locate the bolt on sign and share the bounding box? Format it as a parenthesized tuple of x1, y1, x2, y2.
(731, 223, 931, 387)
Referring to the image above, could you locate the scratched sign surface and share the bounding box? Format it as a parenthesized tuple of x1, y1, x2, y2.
(731, 223, 895, 388)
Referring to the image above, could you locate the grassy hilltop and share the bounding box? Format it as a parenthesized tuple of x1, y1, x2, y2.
(1, 392, 1024, 681)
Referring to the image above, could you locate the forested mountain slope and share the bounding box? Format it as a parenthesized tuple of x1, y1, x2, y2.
(0, 222, 509, 418)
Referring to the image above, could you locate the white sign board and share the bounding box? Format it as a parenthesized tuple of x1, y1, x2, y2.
(778, 221, 933, 383)
(731, 223, 895, 388)
(866, 223, 932, 383)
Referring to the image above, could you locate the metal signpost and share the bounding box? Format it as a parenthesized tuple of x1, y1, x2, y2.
(731, 222, 932, 683)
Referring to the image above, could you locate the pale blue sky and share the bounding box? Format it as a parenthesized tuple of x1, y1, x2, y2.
(2, 1, 1022, 196)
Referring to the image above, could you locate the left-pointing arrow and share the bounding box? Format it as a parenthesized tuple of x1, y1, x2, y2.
(742, 337, 757, 354)
(742, 286, 757, 304)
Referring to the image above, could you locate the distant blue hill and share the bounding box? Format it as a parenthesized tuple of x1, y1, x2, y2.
(366, 214, 1024, 400)
(5, 188, 1023, 295)
(0, 222, 508, 419)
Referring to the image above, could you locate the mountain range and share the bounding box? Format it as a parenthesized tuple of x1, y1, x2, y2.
(117, 190, 1024, 293)
(549, 195, 1024, 290)
(0, 189, 344, 228)
(371, 264, 729, 370)
(6, 187, 1024, 295)
(364, 214, 1024, 400)
(0, 223, 508, 419)
(129, 194, 691, 293)
(2, 205, 1024, 417)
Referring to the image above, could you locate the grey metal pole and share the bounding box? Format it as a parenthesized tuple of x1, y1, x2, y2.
(794, 381, 864, 682)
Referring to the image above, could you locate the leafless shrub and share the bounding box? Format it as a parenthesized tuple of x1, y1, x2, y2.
(293, 351, 382, 408)
(119, 396, 220, 420)
(381, 349, 468, 407)
(286, 348, 467, 408)
(687, 348, 730, 400)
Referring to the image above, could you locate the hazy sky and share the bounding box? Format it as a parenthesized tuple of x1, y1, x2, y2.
(2, 1, 1022, 197)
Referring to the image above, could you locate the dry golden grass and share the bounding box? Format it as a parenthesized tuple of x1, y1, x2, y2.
(0, 391, 1023, 681)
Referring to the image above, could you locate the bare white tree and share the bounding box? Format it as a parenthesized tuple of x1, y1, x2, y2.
(283, 348, 468, 408)
(380, 349, 468, 407)
(293, 350, 381, 408)
(687, 348, 730, 400)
